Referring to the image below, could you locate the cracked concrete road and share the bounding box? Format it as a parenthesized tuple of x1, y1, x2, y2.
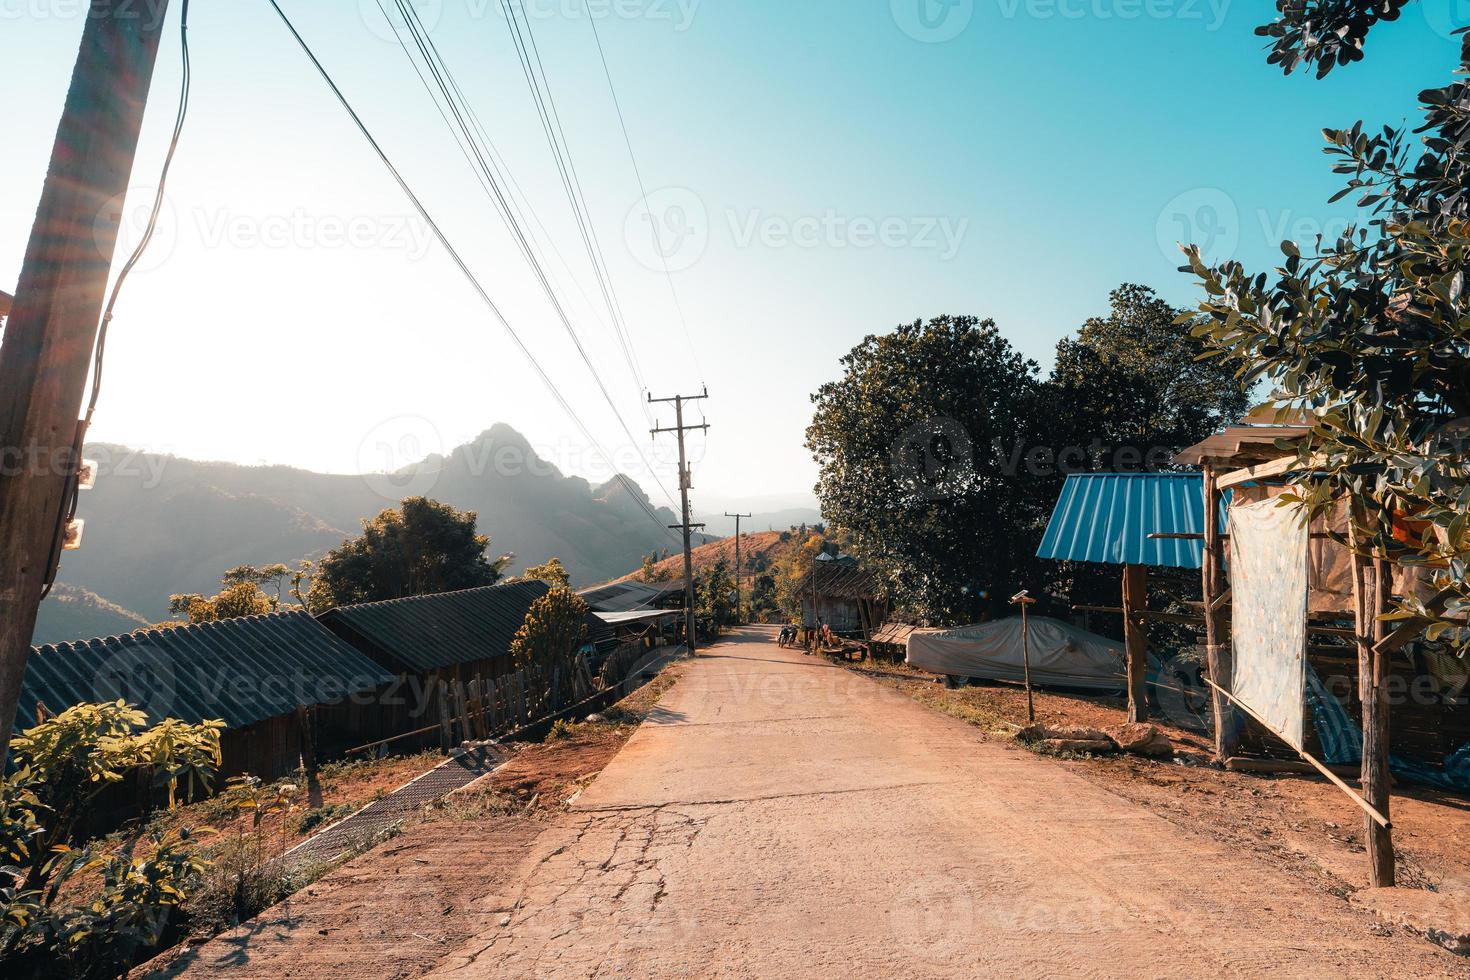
(429, 627, 1463, 978)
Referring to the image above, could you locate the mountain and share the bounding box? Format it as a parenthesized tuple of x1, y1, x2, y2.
(612, 530, 798, 586)
(697, 508, 823, 537)
(31, 584, 151, 646)
(37, 424, 708, 644)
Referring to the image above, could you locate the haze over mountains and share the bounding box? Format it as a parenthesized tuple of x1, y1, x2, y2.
(33, 423, 715, 645)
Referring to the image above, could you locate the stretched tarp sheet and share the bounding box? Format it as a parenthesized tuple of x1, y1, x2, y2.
(906, 617, 1127, 692)
(1228, 495, 1309, 751)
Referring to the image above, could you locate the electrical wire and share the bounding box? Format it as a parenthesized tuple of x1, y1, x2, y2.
(264, 0, 682, 547)
(585, 7, 704, 383)
(382, 0, 678, 511)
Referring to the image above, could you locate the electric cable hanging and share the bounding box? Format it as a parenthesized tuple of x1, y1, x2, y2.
(585, 7, 704, 383)
(265, 0, 682, 547)
(381, 0, 680, 514)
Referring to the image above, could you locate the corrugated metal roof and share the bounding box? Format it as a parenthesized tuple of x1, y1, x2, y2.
(18, 611, 394, 734)
(320, 581, 610, 673)
(594, 609, 679, 626)
(1036, 473, 1226, 569)
(577, 580, 683, 612)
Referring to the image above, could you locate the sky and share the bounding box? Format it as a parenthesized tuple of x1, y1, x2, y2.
(2, 1, 1465, 524)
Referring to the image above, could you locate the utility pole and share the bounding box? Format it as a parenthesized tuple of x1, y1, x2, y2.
(650, 388, 709, 654)
(724, 511, 750, 625)
(0, 2, 174, 763)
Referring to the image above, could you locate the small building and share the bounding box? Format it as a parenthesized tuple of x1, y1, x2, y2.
(795, 556, 886, 636)
(577, 579, 684, 613)
(318, 581, 614, 741)
(18, 611, 394, 780)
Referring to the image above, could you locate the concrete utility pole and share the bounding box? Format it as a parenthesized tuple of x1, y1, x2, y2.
(650, 389, 709, 654)
(725, 511, 750, 625)
(0, 1, 174, 763)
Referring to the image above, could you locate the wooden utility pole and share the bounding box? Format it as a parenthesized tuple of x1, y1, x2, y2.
(725, 511, 750, 625)
(650, 389, 708, 654)
(0, 1, 173, 763)
(1362, 554, 1396, 886)
(1122, 564, 1149, 723)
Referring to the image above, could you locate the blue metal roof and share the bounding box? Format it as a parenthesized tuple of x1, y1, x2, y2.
(1036, 473, 1225, 569)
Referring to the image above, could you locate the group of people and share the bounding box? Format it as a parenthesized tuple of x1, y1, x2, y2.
(777, 622, 836, 650)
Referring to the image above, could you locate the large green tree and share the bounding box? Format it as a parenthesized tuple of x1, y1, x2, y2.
(807, 315, 1045, 623)
(509, 586, 589, 673)
(1043, 284, 1251, 470)
(308, 497, 509, 610)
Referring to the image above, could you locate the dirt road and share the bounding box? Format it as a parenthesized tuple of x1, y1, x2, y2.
(429, 628, 1462, 978)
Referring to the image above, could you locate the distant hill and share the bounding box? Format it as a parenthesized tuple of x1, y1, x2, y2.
(36, 423, 709, 645)
(615, 530, 799, 585)
(697, 507, 822, 537)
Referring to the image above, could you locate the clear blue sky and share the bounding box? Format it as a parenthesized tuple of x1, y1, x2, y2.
(1, 1, 1462, 519)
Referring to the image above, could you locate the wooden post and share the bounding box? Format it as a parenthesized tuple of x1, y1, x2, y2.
(1122, 564, 1149, 723)
(435, 677, 453, 751)
(1200, 464, 1237, 760)
(1364, 557, 1396, 886)
(0, 0, 174, 763)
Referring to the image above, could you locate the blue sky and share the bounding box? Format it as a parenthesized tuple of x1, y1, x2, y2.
(1, 1, 1463, 520)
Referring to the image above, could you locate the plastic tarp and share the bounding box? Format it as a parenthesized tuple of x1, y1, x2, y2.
(906, 617, 1128, 691)
(1228, 495, 1309, 751)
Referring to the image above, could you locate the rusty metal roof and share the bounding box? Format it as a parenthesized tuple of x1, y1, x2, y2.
(320, 581, 611, 673)
(577, 580, 684, 612)
(18, 611, 394, 734)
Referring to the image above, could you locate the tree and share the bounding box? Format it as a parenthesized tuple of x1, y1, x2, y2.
(168, 582, 275, 625)
(806, 315, 1046, 623)
(1255, 1, 1437, 79)
(523, 557, 571, 589)
(639, 550, 670, 583)
(1043, 284, 1251, 469)
(696, 557, 735, 627)
(509, 586, 589, 673)
(308, 497, 510, 610)
(1, 701, 222, 977)
(1182, 48, 1470, 648)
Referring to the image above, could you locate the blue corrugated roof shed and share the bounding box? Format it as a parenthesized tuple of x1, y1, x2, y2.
(1036, 473, 1225, 569)
(19, 611, 395, 734)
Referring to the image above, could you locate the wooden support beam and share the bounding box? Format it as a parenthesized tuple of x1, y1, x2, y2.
(1122, 564, 1149, 723)
(1362, 556, 1396, 886)
(1200, 465, 1237, 761)
(1216, 452, 1327, 491)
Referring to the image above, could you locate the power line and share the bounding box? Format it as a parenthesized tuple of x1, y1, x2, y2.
(383, 0, 680, 511)
(585, 8, 704, 383)
(264, 0, 681, 547)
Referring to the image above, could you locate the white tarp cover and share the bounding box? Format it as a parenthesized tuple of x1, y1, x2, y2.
(906, 617, 1127, 691)
(1228, 495, 1309, 751)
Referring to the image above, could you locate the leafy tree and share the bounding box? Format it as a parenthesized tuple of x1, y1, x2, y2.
(308, 497, 510, 610)
(639, 550, 671, 583)
(0, 702, 222, 977)
(509, 586, 589, 673)
(807, 315, 1046, 623)
(168, 582, 275, 625)
(696, 557, 735, 627)
(1043, 283, 1251, 470)
(1255, 1, 1444, 79)
(1183, 45, 1470, 647)
(523, 557, 571, 589)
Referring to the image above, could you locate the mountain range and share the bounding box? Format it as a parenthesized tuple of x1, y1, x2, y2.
(33, 423, 710, 645)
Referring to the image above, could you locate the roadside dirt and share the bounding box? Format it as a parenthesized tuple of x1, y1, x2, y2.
(852, 658, 1470, 945)
(137, 667, 685, 979)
